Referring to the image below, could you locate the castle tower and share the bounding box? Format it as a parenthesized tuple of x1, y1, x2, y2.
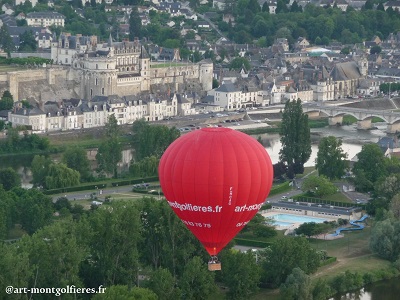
(199, 59, 214, 91)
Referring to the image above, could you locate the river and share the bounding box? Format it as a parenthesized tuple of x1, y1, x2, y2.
(331, 277, 400, 300)
(0, 122, 389, 186)
(261, 123, 387, 166)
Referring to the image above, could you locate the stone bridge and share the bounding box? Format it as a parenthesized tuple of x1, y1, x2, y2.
(302, 104, 400, 133)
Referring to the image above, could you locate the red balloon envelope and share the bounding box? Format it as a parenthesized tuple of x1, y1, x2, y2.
(158, 127, 273, 256)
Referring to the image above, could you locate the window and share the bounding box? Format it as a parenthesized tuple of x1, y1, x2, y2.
(96, 64, 98, 69)
(102, 88, 105, 95)
(90, 89, 93, 96)
(95, 78, 98, 85)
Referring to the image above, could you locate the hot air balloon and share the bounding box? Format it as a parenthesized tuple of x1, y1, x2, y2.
(158, 127, 273, 271)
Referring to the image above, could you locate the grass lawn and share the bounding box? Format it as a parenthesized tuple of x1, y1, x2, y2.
(296, 166, 316, 179)
(150, 62, 188, 68)
(0, 65, 26, 72)
(321, 192, 352, 203)
(307, 226, 392, 282)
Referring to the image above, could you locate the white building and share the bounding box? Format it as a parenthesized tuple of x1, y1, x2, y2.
(15, 0, 38, 7)
(26, 12, 65, 27)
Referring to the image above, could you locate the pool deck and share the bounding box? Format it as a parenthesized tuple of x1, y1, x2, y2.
(261, 211, 344, 239)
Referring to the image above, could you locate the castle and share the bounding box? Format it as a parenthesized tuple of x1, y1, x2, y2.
(50, 33, 213, 100)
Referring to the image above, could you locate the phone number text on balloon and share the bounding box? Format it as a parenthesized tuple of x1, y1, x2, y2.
(181, 220, 212, 228)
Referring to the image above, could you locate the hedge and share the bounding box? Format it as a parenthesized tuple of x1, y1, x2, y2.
(292, 195, 367, 210)
(234, 238, 273, 248)
(44, 183, 107, 195)
(320, 256, 337, 267)
(111, 176, 159, 187)
(269, 181, 291, 197)
(44, 176, 159, 195)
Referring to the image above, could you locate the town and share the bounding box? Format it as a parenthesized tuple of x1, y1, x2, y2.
(1, 1, 400, 300)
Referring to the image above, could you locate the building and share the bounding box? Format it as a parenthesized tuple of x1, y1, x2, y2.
(26, 12, 65, 27)
(15, 0, 38, 6)
(269, 201, 362, 221)
(208, 82, 261, 110)
(50, 34, 213, 100)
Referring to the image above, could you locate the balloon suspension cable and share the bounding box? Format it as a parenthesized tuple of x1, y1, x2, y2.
(208, 255, 221, 271)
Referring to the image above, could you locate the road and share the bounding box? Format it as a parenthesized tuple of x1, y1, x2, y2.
(52, 184, 140, 202)
(196, 13, 226, 39)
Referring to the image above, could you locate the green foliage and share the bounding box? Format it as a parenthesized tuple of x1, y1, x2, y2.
(295, 221, 336, 238)
(62, 145, 92, 181)
(19, 30, 37, 52)
(96, 115, 122, 177)
(45, 163, 81, 189)
(279, 99, 311, 175)
(353, 144, 387, 192)
(262, 237, 320, 287)
(13, 188, 54, 234)
(301, 175, 337, 197)
(0, 130, 50, 154)
(81, 202, 141, 287)
(30, 155, 52, 188)
(316, 136, 348, 180)
(93, 286, 157, 300)
(280, 267, 312, 300)
(129, 8, 143, 40)
(0, 167, 21, 191)
(220, 251, 261, 300)
(17, 218, 88, 288)
(0, 56, 52, 66)
(330, 270, 364, 294)
(0, 26, 14, 57)
(180, 256, 217, 299)
(242, 213, 277, 238)
(312, 279, 333, 300)
(370, 218, 400, 261)
(229, 57, 251, 71)
(129, 155, 159, 178)
(0, 97, 13, 110)
(131, 119, 180, 161)
(146, 268, 181, 300)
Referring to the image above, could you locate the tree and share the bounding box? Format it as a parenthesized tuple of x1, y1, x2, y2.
(280, 268, 312, 300)
(13, 188, 54, 234)
(353, 144, 387, 192)
(81, 202, 141, 287)
(221, 251, 261, 299)
(375, 174, 400, 201)
(62, 145, 91, 181)
(45, 163, 80, 189)
(370, 45, 382, 54)
(17, 218, 88, 288)
(0, 97, 13, 111)
(19, 30, 37, 52)
(146, 268, 181, 300)
(0, 243, 32, 299)
(0, 168, 21, 191)
(312, 279, 333, 300)
(390, 193, 400, 220)
(129, 8, 142, 40)
(131, 119, 180, 161)
(96, 115, 122, 177)
(279, 99, 311, 175)
(370, 218, 400, 261)
(93, 286, 157, 300)
(316, 136, 348, 179)
(0, 26, 14, 57)
(229, 57, 251, 71)
(180, 256, 217, 300)
(301, 175, 337, 197)
(30, 155, 52, 188)
(262, 237, 320, 287)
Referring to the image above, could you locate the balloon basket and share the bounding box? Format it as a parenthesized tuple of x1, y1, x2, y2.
(208, 256, 221, 271)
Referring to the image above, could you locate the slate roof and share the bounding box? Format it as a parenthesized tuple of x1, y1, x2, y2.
(271, 202, 358, 216)
(13, 107, 45, 116)
(214, 82, 240, 93)
(331, 61, 362, 81)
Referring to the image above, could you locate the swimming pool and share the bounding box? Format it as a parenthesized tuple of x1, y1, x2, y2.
(267, 213, 328, 227)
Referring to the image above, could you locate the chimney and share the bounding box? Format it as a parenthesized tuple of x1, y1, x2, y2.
(24, 109, 27, 115)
